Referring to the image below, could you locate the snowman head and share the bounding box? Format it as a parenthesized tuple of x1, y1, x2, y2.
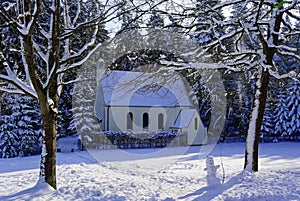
(206, 156, 215, 167)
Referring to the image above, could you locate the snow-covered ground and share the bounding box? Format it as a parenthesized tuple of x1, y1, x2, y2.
(0, 142, 300, 201)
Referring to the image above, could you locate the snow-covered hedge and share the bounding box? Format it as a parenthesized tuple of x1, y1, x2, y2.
(79, 131, 187, 149)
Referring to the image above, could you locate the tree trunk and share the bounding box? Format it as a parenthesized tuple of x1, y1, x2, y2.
(38, 0, 60, 189)
(39, 106, 58, 189)
(244, 69, 270, 171)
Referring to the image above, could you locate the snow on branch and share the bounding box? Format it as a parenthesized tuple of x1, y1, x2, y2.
(71, 1, 81, 25)
(33, 41, 48, 64)
(0, 5, 23, 34)
(60, 0, 123, 40)
(17, 0, 40, 36)
(160, 60, 241, 73)
(269, 69, 300, 81)
(277, 49, 300, 60)
(60, 26, 99, 67)
(0, 86, 27, 95)
(0, 0, 40, 37)
(0, 72, 37, 98)
(212, 0, 245, 10)
(60, 16, 102, 40)
(0, 52, 37, 98)
(196, 27, 244, 57)
(286, 10, 300, 21)
(278, 0, 300, 14)
(57, 42, 103, 74)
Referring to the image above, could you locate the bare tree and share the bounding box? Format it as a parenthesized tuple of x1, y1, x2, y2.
(164, 0, 300, 171)
(0, 0, 165, 189)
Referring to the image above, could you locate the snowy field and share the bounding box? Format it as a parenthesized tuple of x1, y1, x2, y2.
(0, 142, 300, 201)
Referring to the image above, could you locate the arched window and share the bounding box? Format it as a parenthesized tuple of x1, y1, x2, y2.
(127, 112, 133, 130)
(158, 113, 164, 130)
(143, 113, 149, 130)
(195, 117, 198, 130)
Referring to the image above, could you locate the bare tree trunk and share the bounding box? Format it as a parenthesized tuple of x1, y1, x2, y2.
(39, 100, 58, 189)
(22, 26, 59, 189)
(244, 69, 270, 171)
(38, 0, 60, 189)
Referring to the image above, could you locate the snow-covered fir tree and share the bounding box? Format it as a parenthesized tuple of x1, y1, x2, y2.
(194, 0, 248, 138)
(220, 72, 249, 137)
(260, 78, 277, 138)
(0, 93, 42, 158)
(273, 81, 289, 137)
(284, 80, 300, 138)
(71, 66, 103, 149)
(271, 80, 299, 140)
(0, 116, 18, 158)
(57, 86, 74, 137)
(17, 96, 42, 156)
(271, 20, 300, 140)
(0, 94, 18, 158)
(57, 70, 77, 137)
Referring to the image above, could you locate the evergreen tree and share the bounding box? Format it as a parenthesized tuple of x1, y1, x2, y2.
(0, 116, 18, 158)
(147, 11, 164, 28)
(17, 96, 42, 156)
(221, 72, 246, 137)
(273, 82, 289, 137)
(117, 2, 141, 35)
(57, 71, 77, 137)
(238, 72, 254, 136)
(194, 0, 224, 51)
(285, 80, 300, 138)
(0, 93, 42, 157)
(194, 0, 240, 137)
(71, 66, 102, 149)
(260, 78, 277, 139)
(0, 94, 18, 158)
(182, 70, 211, 128)
(271, 20, 300, 139)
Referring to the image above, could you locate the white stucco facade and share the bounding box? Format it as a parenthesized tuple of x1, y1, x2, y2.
(105, 106, 191, 132)
(170, 109, 207, 145)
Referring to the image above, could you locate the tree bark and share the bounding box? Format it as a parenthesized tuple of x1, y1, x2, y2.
(40, 108, 58, 189)
(244, 69, 270, 171)
(244, 1, 283, 171)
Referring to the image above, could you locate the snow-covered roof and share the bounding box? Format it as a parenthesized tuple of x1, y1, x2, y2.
(171, 109, 197, 128)
(100, 70, 194, 107)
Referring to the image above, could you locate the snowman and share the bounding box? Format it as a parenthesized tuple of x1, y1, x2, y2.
(204, 156, 220, 186)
